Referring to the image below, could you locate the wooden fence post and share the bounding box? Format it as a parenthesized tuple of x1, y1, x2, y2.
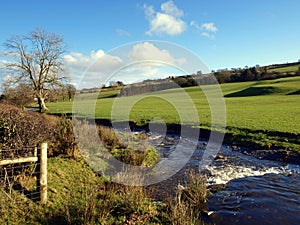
(38, 142, 47, 204)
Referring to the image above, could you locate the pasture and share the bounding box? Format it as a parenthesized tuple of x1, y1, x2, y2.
(47, 76, 300, 149)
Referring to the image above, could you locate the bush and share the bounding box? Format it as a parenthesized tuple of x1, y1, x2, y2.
(51, 116, 80, 159)
(0, 104, 80, 159)
(0, 103, 56, 152)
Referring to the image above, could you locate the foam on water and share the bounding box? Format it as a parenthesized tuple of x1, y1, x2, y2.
(148, 132, 300, 185)
(203, 146, 300, 185)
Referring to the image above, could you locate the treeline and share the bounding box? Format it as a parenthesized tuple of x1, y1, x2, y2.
(214, 65, 300, 84)
(120, 62, 300, 97)
(119, 74, 218, 96)
(0, 83, 76, 108)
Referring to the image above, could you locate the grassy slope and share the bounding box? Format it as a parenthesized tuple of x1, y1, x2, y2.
(267, 64, 299, 73)
(0, 157, 166, 224)
(47, 76, 300, 149)
(1, 157, 207, 224)
(0, 157, 101, 224)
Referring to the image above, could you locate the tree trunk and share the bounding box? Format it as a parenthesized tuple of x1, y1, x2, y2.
(37, 96, 48, 113)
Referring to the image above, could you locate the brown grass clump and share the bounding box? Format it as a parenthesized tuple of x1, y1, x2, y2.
(168, 170, 207, 225)
(51, 116, 80, 159)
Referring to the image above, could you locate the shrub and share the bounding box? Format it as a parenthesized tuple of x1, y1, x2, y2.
(0, 103, 56, 152)
(51, 116, 80, 159)
(0, 104, 80, 159)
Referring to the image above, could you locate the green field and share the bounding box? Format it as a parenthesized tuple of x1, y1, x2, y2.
(267, 64, 300, 74)
(47, 76, 300, 150)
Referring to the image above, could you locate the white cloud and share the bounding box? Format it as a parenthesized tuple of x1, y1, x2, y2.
(190, 21, 218, 39)
(128, 42, 186, 65)
(201, 22, 218, 33)
(113, 42, 187, 83)
(63, 50, 122, 72)
(144, 4, 155, 18)
(63, 50, 123, 88)
(0, 59, 6, 69)
(63, 52, 90, 65)
(91, 50, 106, 60)
(144, 1, 186, 36)
(113, 62, 184, 85)
(114, 64, 161, 84)
(63, 42, 188, 88)
(161, 0, 184, 18)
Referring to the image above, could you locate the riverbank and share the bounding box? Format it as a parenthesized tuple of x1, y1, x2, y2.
(91, 119, 300, 165)
(49, 114, 300, 164)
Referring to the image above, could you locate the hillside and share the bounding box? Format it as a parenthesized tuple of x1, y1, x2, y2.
(119, 61, 300, 97)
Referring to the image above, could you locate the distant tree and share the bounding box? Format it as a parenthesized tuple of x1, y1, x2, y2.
(250, 67, 259, 80)
(240, 68, 255, 81)
(173, 77, 188, 87)
(66, 84, 76, 101)
(116, 81, 124, 86)
(1, 82, 34, 108)
(4, 28, 69, 112)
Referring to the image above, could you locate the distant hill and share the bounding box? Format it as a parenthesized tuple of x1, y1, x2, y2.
(119, 61, 300, 97)
(75, 61, 300, 97)
(213, 61, 300, 84)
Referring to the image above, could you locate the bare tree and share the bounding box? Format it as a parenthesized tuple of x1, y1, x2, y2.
(4, 28, 69, 112)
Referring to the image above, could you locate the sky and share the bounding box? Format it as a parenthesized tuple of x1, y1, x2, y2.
(0, 0, 299, 88)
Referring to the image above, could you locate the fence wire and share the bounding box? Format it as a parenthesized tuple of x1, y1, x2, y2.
(0, 146, 41, 202)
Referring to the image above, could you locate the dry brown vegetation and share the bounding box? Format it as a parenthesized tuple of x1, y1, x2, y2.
(0, 103, 78, 158)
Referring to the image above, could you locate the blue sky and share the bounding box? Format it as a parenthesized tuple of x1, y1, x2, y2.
(0, 0, 299, 88)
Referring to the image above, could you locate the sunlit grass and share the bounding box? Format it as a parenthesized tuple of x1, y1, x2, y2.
(47, 76, 300, 135)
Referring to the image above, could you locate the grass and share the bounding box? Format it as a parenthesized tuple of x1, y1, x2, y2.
(47, 76, 300, 150)
(0, 157, 207, 224)
(267, 64, 300, 73)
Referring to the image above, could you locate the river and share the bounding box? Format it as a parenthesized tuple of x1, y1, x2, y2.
(145, 132, 300, 225)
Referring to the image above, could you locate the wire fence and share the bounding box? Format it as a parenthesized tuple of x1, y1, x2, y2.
(0, 143, 47, 203)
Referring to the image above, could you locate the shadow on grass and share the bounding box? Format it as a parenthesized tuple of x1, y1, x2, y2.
(287, 90, 300, 95)
(12, 183, 40, 202)
(44, 216, 69, 225)
(224, 86, 277, 98)
(98, 93, 118, 99)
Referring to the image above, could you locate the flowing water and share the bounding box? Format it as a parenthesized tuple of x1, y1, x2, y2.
(146, 132, 300, 225)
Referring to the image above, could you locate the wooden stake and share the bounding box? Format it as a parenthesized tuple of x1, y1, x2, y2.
(38, 142, 47, 205)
